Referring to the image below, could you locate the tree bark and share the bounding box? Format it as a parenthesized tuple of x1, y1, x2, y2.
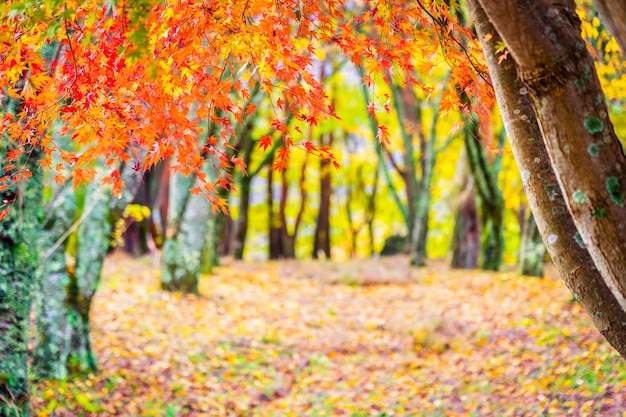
(469, 0, 626, 356)
(479, 0, 626, 313)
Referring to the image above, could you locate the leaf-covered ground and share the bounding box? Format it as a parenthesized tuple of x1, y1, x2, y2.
(33, 254, 626, 416)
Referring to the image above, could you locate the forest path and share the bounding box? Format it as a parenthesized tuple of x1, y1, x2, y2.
(33, 254, 626, 416)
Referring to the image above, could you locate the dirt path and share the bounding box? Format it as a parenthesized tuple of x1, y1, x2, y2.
(33, 254, 626, 416)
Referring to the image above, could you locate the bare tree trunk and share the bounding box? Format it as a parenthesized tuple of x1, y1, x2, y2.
(450, 179, 480, 269)
(268, 158, 282, 260)
(313, 132, 333, 259)
(470, 0, 626, 356)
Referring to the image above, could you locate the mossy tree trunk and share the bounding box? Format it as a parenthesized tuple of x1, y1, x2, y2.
(470, 0, 626, 356)
(0, 93, 42, 416)
(32, 187, 76, 380)
(0, 156, 41, 417)
(68, 185, 111, 375)
(34, 164, 142, 379)
(463, 119, 505, 271)
(161, 166, 212, 294)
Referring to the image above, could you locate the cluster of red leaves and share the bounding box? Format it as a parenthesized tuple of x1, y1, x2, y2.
(1, 0, 494, 206)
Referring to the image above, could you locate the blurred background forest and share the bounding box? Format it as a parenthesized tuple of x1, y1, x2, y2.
(111, 16, 626, 271)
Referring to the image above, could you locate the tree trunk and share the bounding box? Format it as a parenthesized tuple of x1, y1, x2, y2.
(161, 168, 211, 294)
(268, 158, 282, 260)
(469, 0, 626, 356)
(464, 123, 504, 271)
(479, 0, 626, 316)
(33, 164, 142, 379)
(367, 162, 380, 257)
(450, 181, 480, 269)
(358, 68, 409, 228)
(313, 132, 333, 259)
(233, 174, 251, 260)
(0, 153, 41, 417)
(518, 212, 546, 277)
(68, 185, 110, 375)
(121, 170, 152, 257)
(32, 187, 76, 380)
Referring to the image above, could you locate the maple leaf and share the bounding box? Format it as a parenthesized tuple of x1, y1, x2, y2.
(362, 74, 373, 88)
(245, 103, 257, 115)
(377, 125, 391, 145)
(258, 135, 272, 152)
(367, 101, 376, 117)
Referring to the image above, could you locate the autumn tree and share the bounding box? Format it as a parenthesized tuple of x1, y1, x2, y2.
(467, 0, 626, 355)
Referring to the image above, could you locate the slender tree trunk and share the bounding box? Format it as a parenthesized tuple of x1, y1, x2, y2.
(121, 170, 152, 257)
(200, 211, 217, 274)
(410, 133, 434, 267)
(268, 158, 282, 260)
(313, 132, 333, 259)
(450, 181, 480, 269)
(367, 162, 380, 257)
(278, 165, 295, 258)
(464, 124, 505, 271)
(233, 175, 251, 260)
(519, 212, 546, 277)
(358, 68, 409, 228)
(345, 166, 359, 258)
(469, 0, 626, 356)
(151, 159, 171, 249)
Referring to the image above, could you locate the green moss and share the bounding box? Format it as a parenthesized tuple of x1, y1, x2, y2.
(606, 176, 624, 207)
(584, 117, 604, 134)
(587, 143, 599, 157)
(594, 208, 605, 219)
(574, 232, 585, 248)
(572, 190, 589, 204)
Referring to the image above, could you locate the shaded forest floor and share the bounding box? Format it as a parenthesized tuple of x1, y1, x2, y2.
(33, 254, 626, 416)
